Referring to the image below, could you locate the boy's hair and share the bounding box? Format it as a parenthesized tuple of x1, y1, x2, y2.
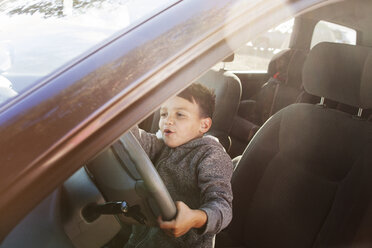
(177, 83, 215, 118)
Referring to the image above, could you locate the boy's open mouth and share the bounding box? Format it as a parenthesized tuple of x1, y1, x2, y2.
(164, 128, 174, 135)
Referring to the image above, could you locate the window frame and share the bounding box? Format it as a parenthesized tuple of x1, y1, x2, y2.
(0, 0, 327, 240)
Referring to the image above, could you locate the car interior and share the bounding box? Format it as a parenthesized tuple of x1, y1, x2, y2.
(2, 0, 372, 247)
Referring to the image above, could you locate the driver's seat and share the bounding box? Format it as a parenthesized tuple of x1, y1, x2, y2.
(146, 67, 241, 152)
(216, 42, 372, 247)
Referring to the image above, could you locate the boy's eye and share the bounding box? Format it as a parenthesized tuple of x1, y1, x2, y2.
(176, 112, 185, 117)
(160, 112, 167, 117)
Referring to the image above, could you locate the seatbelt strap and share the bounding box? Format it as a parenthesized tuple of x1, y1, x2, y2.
(268, 73, 281, 117)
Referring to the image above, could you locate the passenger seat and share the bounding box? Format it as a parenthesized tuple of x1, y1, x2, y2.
(216, 42, 372, 247)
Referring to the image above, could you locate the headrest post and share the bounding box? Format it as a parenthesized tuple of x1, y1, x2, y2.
(319, 97, 325, 105)
(357, 108, 363, 117)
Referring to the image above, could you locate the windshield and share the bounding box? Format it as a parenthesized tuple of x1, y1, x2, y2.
(0, 0, 176, 106)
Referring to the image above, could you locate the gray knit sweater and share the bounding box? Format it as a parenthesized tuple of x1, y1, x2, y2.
(124, 127, 233, 248)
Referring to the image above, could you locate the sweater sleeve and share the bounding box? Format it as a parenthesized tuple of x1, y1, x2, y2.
(129, 125, 164, 161)
(197, 146, 233, 235)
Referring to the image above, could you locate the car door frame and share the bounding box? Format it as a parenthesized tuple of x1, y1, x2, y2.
(0, 0, 326, 240)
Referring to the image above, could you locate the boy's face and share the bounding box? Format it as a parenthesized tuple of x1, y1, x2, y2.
(159, 96, 212, 148)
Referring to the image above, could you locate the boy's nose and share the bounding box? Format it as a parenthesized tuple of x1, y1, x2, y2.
(166, 116, 174, 125)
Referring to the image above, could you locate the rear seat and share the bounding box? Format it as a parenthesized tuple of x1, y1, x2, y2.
(229, 48, 310, 158)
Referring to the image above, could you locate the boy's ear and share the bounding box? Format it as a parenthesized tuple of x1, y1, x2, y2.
(200, 117, 212, 134)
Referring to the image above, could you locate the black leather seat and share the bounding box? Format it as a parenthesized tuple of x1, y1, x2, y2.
(216, 42, 372, 247)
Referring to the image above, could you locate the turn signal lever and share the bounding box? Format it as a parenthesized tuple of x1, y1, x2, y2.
(82, 201, 146, 224)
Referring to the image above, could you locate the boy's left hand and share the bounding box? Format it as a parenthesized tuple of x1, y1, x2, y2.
(158, 201, 207, 238)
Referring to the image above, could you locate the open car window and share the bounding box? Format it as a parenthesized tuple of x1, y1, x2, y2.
(0, 0, 177, 106)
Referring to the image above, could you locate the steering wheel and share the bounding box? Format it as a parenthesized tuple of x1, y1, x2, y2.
(86, 131, 177, 225)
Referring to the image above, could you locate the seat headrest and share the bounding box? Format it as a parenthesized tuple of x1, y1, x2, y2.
(267, 49, 308, 90)
(198, 69, 242, 132)
(267, 49, 291, 77)
(197, 69, 241, 151)
(303, 42, 372, 109)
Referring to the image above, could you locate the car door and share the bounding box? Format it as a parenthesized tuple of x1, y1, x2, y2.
(0, 0, 326, 245)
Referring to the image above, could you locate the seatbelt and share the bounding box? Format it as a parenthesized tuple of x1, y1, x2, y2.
(268, 72, 281, 117)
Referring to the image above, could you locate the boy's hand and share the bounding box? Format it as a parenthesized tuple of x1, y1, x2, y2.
(158, 201, 207, 238)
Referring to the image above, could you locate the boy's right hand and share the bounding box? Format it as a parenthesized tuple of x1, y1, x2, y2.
(158, 201, 207, 238)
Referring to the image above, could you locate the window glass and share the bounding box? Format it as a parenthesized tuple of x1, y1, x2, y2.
(224, 18, 294, 72)
(0, 0, 176, 106)
(311, 20, 356, 48)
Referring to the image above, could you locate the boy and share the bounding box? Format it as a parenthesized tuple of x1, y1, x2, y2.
(124, 83, 233, 248)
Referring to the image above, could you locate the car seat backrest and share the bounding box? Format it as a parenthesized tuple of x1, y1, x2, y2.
(216, 42, 372, 248)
